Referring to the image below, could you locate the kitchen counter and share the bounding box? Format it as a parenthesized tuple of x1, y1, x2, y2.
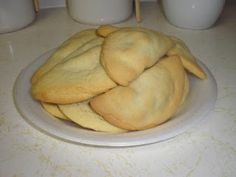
(0, 2, 236, 177)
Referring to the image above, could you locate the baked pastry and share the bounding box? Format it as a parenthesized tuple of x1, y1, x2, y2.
(90, 55, 187, 130)
(97, 25, 206, 80)
(65, 37, 104, 59)
(41, 102, 68, 120)
(100, 27, 175, 86)
(58, 101, 126, 133)
(96, 25, 119, 37)
(167, 36, 206, 79)
(30, 25, 206, 133)
(31, 29, 97, 83)
(31, 46, 117, 104)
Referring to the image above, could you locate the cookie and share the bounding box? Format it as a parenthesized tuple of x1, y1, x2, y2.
(100, 27, 175, 86)
(96, 25, 119, 37)
(41, 102, 69, 120)
(167, 36, 206, 79)
(31, 29, 98, 83)
(65, 37, 104, 59)
(58, 101, 126, 133)
(90, 56, 186, 130)
(31, 46, 117, 104)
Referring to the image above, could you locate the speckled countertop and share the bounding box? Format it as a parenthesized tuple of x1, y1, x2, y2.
(0, 2, 236, 177)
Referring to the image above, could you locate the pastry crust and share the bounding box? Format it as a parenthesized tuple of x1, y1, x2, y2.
(41, 102, 69, 120)
(30, 25, 206, 132)
(97, 25, 206, 80)
(58, 102, 126, 133)
(96, 25, 119, 37)
(65, 37, 104, 59)
(167, 36, 206, 79)
(31, 46, 117, 104)
(90, 56, 186, 130)
(100, 27, 175, 86)
(31, 29, 97, 83)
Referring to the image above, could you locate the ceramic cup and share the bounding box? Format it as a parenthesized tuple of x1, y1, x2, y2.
(0, 0, 35, 33)
(67, 0, 133, 25)
(162, 0, 225, 29)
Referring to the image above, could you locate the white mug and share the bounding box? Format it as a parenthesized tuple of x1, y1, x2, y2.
(162, 0, 225, 29)
(67, 0, 133, 25)
(0, 0, 35, 33)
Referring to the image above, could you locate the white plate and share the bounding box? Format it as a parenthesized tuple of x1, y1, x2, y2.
(14, 50, 217, 147)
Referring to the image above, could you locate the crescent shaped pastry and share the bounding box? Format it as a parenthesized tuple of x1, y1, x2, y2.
(31, 29, 97, 83)
(31, 46, 117, 104)
(96, 25, 206, 80)
(58, 102, 126, 133)
(100, 27, 175, 86)
(96, 25, 119, 37)
(167, 36, 206, 79)
(65, 37, 104, 59)
(41, 102, 69, 120)
(90, 56, 186, 130)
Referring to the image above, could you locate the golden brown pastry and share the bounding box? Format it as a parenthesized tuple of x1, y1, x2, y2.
(41, 102, 69, 120)
(96, 25, 119, 37)
(90, 56, 186, 130)
(31, 46, 117, 104)
(65, 37, 104, 59)
(30, 25, 207, 133)
(58, 102, 126, 133)
(96, 25, 206, 80)
(100, 27, 175, 86)
(167, 36, 206, 79)
(31, 29, 97, 83)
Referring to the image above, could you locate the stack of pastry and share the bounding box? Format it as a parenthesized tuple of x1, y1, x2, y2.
(31, 25, 206, 133)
